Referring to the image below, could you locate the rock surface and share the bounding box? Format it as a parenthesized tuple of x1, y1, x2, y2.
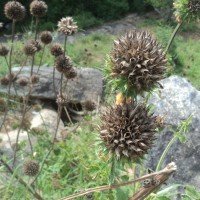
(147, 75, 200, 188)
(0, 66, 103, 103)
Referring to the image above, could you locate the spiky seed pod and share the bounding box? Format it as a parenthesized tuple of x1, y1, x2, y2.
(83, 100, 96, 112)
(110, 31, 166, 94)
(50, 43, 64, 57)
(0, 98, 7, 112)
(55, 55, 73, 73)
(0, 45, 9, 56)
(23, 160, 39, 176)
(30, 75, 39, 84)
(30, 0, 47, 18)
(56, 93, 69, 107)
(64, 68, 77, 79)
(100, 101, 157, 160)
(24, 40, 42, 56)
(58, 17, 78, 35)
(4, 1, 25, 21)
(40, 31, 52, 45)
(0, 76, 9, 85)
(17, 77, 28, 86)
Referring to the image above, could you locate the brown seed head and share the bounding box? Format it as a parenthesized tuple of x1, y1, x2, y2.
(30, 0, 47, 17)
(24, 40, 42, 56)
(100, 101, 157, 160)
(30, 75, 39, 84)
(4, 1, 26, 21)
(110, 31, 167, 94)
(64, 68, 77, 79)
(55, 55, 73, 73)
(50, 43, 64, 57)
(58, 17, 78, 35)
(23, 160, 39, 176)
(56, 93, 69, 107)
(40, 31, 52, 45)
(188, 0, 200, 13)
(17, 77, 28, 86)
(0, 76, 9, 85)
(0, 98, 7, 112)
(83, 100, 96, 112)
(0, 45, 9, 56)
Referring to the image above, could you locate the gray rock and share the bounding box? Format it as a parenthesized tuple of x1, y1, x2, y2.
(0, 66, 103, 103)
(147, 75, 200, 188)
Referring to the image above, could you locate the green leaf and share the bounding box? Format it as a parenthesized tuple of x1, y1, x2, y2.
(181, 195, 192, 200)
(116, 187, 129, 200)
(156, 196, 171, 200)
(157, 184, 182, 196)
(185, 186, 200, 199)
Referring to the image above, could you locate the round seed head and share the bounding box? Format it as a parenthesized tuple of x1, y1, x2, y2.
(58, 17, 78, 35)
(30, 0, 47, 18)
(23, 160, 39, 176)
(100, 101, 157, 161)
(30, 75, 39, 84)
(110, 31, 166, 94)
(0, 76, 9, 85)
(4, 1, 26, 21)
(64, 68, 77, 79)
(17, 77, 28, 86)
(83, 100, 96, 112)
(7, 73, 17, 82)
(24, 40, 42, 56)
(40, 31, 52, 45)
(55, 55, 73, 73)
(0, 45, 9, 56)
(50, 43, 64, 57)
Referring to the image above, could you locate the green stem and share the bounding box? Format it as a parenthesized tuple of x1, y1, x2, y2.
(37, 45, 46, 73)
(156, 136, 177, 172)
(165, 21, 183, 53)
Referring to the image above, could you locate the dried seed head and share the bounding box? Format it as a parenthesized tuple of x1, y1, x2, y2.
(64, 68, 77, 79)
(0, 76, 9, 85)
(30, 0, 47, 18)
(188, 0, 200, 14)
(0, 45, 9, 56)
(155, 115, 165, 128)
(4, 1, 26, 21)
(55, 55, 73, 73)
(110, 31, 166, 94)
(30, 75, 39, 84)
(17, 77, 28, 86)
(56, 93, 69, 107)
(50, 43, 64, 57)
(23, 160, 39, 176)
(7, 73, 17, 82)
(83, 100, 96, 112)
(24, 40, 42, 56)
(58, 17, 78, 35)
(100, 101, 157, 160)
(40, 31, 52, 45)
(0, 98, 7, 112)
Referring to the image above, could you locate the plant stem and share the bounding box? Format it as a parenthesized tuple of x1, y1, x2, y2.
(37, 45, 46, 74)
(0, 158, 44, 200)
(165, 21, 183, 53)
(64, 35, 67, 54)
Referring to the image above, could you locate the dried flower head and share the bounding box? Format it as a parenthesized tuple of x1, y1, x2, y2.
(110, 31, 166, 94)
(40, 31, 52, 45)
(100, 101, 157, 160)
(23, 160, 39, 176)
(24, 40, 42, 56)
(83, 100, 96, 112)
(0, 76, 9, 85)
(55, 55, 73, 73)
(0, 45, 9, 56)
(17, 77, 28, 86)
(4, 1, 26, 21)
(7, 73, 17, 82)
(0, 98, 7, 112)
(64, 68, 77, 79)
(58, 17, 78, 35)
(56, 93, 69, 107)
(30, 75, 39, 84)
(30, 0, 47, 18)
(50, 43, 64, 57)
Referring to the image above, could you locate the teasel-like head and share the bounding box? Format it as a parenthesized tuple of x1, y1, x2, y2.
(55, 55, 73, 73)
(4, 1, 26, 21)
(30, 75, 39, 84)
(17, 77, 28, 86)
(64, 68, 77, 79)
(23, 160, 39, 176)
(40, 31, 52, 45)
(100, 101, 157, 161)
(30, 0, 47, 18)
(110, 31, 166, 95)
(0, 45, 9, 57)
(83, 100, 96, 112)
(58, 17, 78, 35)
(50, 43, 64, 57)
(24, 40, 42, 56)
